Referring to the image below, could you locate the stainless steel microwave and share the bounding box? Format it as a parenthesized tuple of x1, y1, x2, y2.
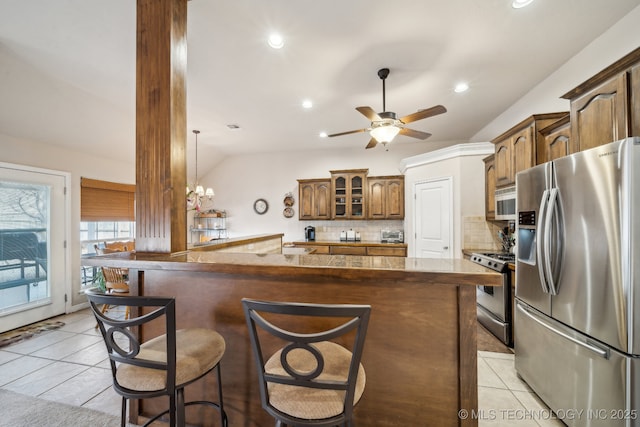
(495, 186, 516, 221)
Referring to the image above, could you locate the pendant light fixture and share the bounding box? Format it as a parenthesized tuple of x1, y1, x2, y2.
(186, 129, 214, 210)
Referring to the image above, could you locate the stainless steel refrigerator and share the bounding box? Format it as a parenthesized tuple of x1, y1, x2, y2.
(515, 137, 640, 427)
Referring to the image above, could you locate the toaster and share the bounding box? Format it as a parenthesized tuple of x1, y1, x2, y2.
(380, 229, 404, 243)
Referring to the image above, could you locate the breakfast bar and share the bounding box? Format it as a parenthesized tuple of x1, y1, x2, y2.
(84, 250, 500, 426)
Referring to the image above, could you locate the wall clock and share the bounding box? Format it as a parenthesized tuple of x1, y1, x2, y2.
(253, 198, 268, 215)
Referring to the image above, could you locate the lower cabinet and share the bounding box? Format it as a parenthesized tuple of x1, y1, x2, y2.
(366, 246, 407, 257)
(330, 246, 367, 256)
(293, 242, 407, 257)
(299, 245, 330, 254)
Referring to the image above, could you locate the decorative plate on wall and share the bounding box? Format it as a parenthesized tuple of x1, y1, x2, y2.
(283, 193, 294, 207)
(283, 207, 294, 218)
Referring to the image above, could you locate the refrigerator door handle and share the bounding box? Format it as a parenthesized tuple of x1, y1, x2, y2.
(536, 189, 551, 294)
(517, 303, 610, 359)
(544, 188, 561, 295)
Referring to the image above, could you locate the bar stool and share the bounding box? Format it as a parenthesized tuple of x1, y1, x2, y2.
(87, 292, 228, 427)
(242, 298, 370, 427)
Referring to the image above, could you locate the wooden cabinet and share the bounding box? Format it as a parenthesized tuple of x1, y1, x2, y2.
(367, 176, 404, 220)
(565, 74, 628, 152)
(483, 155, 496, 221)
(631, 62, 640, 136)
(493, 138, 512, 188)
(330, 245, 367, 256)
(538, 114, 571, 164)
(366, 246, 406, 257)
(330, 169, 367, 220)
(492, 113, 568, 188)
(297, 179, 331, 220)
(298, 169, 404, 220)
(293, 241, 407, 257)
(512, 126, 535, 177)
(561, 47, 640, 152)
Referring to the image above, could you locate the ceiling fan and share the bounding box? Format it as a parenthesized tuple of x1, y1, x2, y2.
(327, 68, 447, 149)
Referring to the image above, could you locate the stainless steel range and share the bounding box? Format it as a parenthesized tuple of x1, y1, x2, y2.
(470, 252, 515, 347)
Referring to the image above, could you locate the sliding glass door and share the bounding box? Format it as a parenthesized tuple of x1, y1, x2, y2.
(0, 163, 68, 333)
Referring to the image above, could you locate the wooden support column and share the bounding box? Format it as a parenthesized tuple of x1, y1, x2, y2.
(135, 0, 188, 253)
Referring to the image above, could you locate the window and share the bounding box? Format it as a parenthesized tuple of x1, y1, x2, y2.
(80, 178, 136, 286)
(0, 180, 49, 311)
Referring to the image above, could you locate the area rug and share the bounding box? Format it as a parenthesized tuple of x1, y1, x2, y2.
(0, 320, 65, 348)
(0, 389, 138, 427)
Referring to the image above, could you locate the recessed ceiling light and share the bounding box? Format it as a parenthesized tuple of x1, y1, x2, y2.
(302, 99, 313, 109)
(268, 33, 284, 49)
(454, 82, 469, 93)
(512, 0, 534, 9)
(319, 132, 328, 138)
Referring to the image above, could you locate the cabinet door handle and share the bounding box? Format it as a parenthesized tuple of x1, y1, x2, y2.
(443, 246, 449, 250)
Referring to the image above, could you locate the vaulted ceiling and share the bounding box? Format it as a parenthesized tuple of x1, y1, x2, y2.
(1, 0, 639, 173)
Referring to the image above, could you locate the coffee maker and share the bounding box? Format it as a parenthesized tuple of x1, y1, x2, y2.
(304, 226, 315, 241)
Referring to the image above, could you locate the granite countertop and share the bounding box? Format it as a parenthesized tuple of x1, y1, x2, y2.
(189, 233, 283, 251)
(293, 240, 407, 247)
(83, 249, 501, 286)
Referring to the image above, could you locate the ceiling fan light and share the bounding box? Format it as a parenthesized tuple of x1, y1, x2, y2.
(370, 125, 400, 143)
(268, 33, 284, 49)
(512, 0, 534, 8)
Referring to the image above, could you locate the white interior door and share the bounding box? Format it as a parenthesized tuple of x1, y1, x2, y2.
(414, 177, 453, 259)
(0, 163, 68, 332)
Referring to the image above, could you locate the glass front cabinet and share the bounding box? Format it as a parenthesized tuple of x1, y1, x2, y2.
(330, 169, 367, 219)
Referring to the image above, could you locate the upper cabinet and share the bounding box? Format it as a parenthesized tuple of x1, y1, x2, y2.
(561, 47, 640, 152)
(330, 169, 367, 219)
(367, 176, 405, 220)
(492, 113, 567, 188)
(298, 169, 404, 221)
(538, 114, 571, 164)
(493, 138, 512, 188)
(483, 155, 496, 221)
(298, 179, 331, 220)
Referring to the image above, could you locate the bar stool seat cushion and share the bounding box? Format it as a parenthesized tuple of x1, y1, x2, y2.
(264, 341, 366, 420)
(117, 328, 225, 392)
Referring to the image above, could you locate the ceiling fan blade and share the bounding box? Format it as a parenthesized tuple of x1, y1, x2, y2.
(327, 128, 368, 138)
(365, 138, 378, 149)
(399, 105, 447, 124)
(356, 106, 381, 122)
(399, 127, 432, 140)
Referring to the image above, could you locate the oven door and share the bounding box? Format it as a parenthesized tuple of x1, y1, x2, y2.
(477, 283, 505, 320)
(477, 275, 512, 346)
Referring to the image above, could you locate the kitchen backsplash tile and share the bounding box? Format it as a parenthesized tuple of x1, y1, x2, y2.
(311, 220, 404, 242)
(462, 216, 501, 250)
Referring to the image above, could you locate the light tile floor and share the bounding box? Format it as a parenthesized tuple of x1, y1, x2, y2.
(0, 309, 564, 426)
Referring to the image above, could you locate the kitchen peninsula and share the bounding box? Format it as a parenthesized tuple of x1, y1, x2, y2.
(84, 247, 500, 427)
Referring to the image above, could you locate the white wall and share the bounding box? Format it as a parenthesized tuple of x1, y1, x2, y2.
(0, 132, 135, 308)
(201, 142, 452, 243)
(401, 144, 494, 258)
(472, 4, 640, 143)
